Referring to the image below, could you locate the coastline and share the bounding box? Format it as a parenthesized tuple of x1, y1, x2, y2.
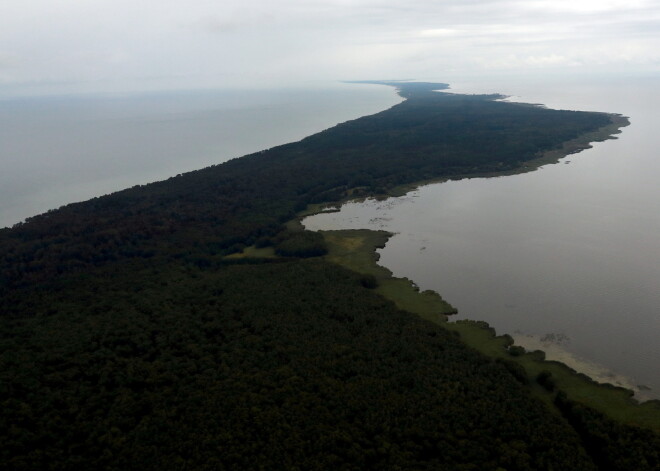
(294, 221, 660, 430)
(6, 75, 660, 469)
(387, 112, 629, 198)
(512, 332, 654, 402)
(298, 222, 660, 431)
(300, 108, 660, 430)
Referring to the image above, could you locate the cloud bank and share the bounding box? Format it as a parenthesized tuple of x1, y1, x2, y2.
(1, 0, 658, 95)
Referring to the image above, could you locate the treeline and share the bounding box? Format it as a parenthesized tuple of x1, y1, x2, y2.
(1, 82, 654, 470)
(555, 393, 660, 471)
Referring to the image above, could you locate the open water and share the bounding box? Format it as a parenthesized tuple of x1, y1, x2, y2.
(0, 83, 400, 228)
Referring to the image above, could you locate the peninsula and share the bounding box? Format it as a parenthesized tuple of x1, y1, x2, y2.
(1, 81, 658, 470)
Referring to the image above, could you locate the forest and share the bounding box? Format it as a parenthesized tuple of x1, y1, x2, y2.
(1, 81, 658, 470)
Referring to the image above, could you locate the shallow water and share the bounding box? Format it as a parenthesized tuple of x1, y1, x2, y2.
(304, 76, 660, 400)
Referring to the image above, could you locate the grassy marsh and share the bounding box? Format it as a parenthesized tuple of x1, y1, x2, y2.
(316, 225, 660, 433)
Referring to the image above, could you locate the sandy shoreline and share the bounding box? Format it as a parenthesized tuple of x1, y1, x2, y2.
(512, 332, 653, 402)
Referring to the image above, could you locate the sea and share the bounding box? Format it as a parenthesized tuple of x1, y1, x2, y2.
(304, 75, 660, 401)
(0, 82, 401, 228)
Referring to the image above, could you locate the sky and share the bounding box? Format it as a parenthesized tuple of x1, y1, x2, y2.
(1, 0, 659, 97)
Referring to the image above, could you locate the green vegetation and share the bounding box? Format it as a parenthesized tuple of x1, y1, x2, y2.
(555, 392, 660, 471)
(1, 259, 605, 470)
(224, 246, 276, 259)
(1, 81, 653, 470)
(274, 230, 328, 258)
(320, 229, 457, 323)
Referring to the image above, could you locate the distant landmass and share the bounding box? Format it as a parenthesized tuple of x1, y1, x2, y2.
(1, 82, 658, 470)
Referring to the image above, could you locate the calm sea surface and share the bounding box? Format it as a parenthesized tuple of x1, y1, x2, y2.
(305, 76, 660, 400)
(0, 83, 401, 228)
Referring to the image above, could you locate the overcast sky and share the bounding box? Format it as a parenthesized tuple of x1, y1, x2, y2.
(1, 0, 659, 96)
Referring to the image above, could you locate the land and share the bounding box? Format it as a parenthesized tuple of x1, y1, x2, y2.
(1, 81, 658, 470)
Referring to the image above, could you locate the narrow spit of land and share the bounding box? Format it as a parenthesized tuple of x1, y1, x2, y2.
(2, 81, 659, 470)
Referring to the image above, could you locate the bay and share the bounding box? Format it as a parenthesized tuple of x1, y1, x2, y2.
(304, 76, 660, 400)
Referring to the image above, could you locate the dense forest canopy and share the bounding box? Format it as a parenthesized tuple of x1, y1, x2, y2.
(2, 82, 657, 470)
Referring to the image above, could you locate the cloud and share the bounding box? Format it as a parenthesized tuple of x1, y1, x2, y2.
(197, 18, 243, 34)
(520, 0, 652, 14)
(418, 28, 462, 38)
(0, 0, 659, 96)
(0, 51, 17, 68)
